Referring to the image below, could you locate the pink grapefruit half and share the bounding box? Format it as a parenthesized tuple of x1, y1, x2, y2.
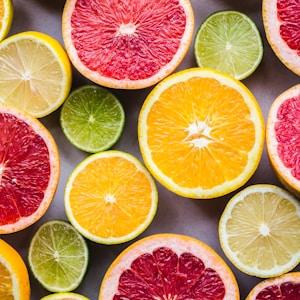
(99, 234, 240, 300)
(0, 107, 60, 234)
(62, 0, 194, 90)
(263, 0, 300, 75)
(267, 84, 300, 196)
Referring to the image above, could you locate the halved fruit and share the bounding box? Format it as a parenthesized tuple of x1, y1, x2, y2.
(0, 106, 60, 234)
(138, 68, 264, 199)
(0, 0, 13, 41)
(246, 272, 300, 299)
(0, 239, 30, 300)
(267, 84, 300, 196)
(65, 151, 158, 244)
(62, 0, 194, 89)
(41, 293, 89, 300)
(219, 184, 300, 278)
(99, 234, 240, 299)
(263, 0, 300, 75)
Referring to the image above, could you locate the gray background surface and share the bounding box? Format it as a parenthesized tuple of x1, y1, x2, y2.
(2, 0, 300, 299)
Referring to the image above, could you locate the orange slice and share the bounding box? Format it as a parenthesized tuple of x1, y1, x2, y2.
(65, 151, 158, 244)
(138, 68, 265, 199)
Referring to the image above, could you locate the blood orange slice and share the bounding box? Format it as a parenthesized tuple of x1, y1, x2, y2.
(99, 234, 240, 300)
(62, 0, 194, 89)
(267, 84, 300, 196)
(0, 107, 59, 234)
(246, 272, 300, 299)
(263, 0, 300, 75)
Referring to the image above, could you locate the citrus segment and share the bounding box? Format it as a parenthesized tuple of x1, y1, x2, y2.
(0, 0, 13, 42)
(138, 68, 264, 199)
(62, 0, 194, 89)
(99, 234, 239, 299)
(41, 293, 89, 300)
(219, 184, 300, 278)
(65, 151, 158, 244)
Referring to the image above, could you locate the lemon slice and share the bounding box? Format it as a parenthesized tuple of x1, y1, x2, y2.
(0, 0, 13, 42)
(219, 184, 300, 278)
(0, 31, 72, 118)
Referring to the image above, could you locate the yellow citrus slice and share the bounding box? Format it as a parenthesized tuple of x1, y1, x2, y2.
(0, 239, 30, 300)
(138, 68, 264, 199)
(219, 184, 300, 278)
(65, 151, 158, 244)
(0, 31, 72, 118)
(41, 293, 89, 300)
(0, 0, 13, 42)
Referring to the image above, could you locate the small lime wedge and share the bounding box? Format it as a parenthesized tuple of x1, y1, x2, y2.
(28, 220, 89, 292)
(194, 11, 263, 80)
(41, 292, 89, 300)
(60, 85, 125, 153)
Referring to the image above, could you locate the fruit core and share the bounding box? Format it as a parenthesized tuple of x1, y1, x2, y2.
(259, 224, 270, 236)
(104, 194, 116, 204)
(185, 120, 212, 149)
(255, 281, 300, 299)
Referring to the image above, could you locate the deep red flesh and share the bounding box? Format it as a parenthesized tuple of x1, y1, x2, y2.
(277, 0, 300, 55)
(275, 96, 300, 180)
(256, 281, 300, 299)
(71, 0, 186, 81)
(0, 113, 50, 225)
(113, 247, 226, 300)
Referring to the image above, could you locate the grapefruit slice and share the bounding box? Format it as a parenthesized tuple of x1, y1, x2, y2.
(263, 0, 300, 75)
(0, 107, 59, 234)
(99, 234, 240, 300)
(62, 0, 194, 89)
(267, 84, 300, 196)
(246, 272, 300, 299)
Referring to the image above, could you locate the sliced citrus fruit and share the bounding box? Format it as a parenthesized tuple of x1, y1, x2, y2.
(0, 106, 59, 234)
(0, 31, 72, 118)
(28, 220, 89, 293)
(138, 68, 264, 199)
(195, 11, 263, 80)
(0, 239, 30, 300)
(0, 0, 13, 42)
(246, 272, 300, 300)
(65, 151, 158, 244)
(99, 234, 239, 299)
(41, 293, 89, 300)
(62, 0, 194, 89)
(263, 0, 300, 75)
(267, 84, 300, 196)
(60, 85, 125, 153)
(219, 184, 300, 278)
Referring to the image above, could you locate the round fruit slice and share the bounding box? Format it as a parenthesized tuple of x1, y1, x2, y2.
(267, 84, 300, 196)
(60, 85, 125, 153)
(62, 0, 194, 89)
(0, 107, 59, 234)
(65, 151, 158, 244)
(246, 272, 300, 300)
(138, 68, 264, 199)
(219, 184, 300, 278)
(263, 0, 300, 75)
(0, 31, 72, 118)
(0, 0, 13, 41)
(0, 239, 30, 300)
(99, 234, 239, 300)
(195, 11, 263, 80)
(28, 220, 89, 293)
(41, 293, 89, 300)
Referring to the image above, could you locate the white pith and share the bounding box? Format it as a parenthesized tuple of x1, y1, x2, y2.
(104, 194, 116, 204)
(185, 120, 212, 149)
(117, 23, 137, 37)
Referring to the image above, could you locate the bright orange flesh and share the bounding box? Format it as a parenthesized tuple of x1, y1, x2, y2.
(0, 1, 3, 23)
(0, 261, 13, 299)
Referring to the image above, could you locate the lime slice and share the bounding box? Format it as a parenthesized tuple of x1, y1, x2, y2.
(61, 85, 125, 153)
(41, 292, 89, 300)
(194, 11, 263, 80)
(28, 220, 89, 292)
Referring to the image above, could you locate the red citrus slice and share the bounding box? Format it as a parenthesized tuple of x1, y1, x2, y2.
(99, 234, 239, 300)
(246, 272, 300, 299)
(263, 0, 300, 75)
(0, 107, 59, 234)
(267, 84, 300, 196)
(62, 0, 194, 89)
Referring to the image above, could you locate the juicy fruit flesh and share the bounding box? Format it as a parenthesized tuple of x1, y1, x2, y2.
(0, 112, 50, 226)
(113, 247, 225, 299)
(0, 261, 13, 299)
(69, 156, 153, 238)
(275, 96, 300, 180)
(256, 281, 300, 299)
(71, 0, 186, 80)
(226, 191, 300, 270)
(0, 1, 3, 24)
(147, 77, 255, 189)
(277, 0, 300, 56)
